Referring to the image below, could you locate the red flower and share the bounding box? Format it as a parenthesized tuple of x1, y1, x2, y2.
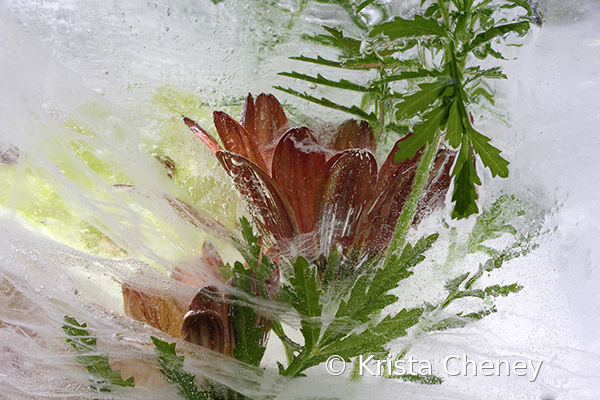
(184, 93, 455, 260)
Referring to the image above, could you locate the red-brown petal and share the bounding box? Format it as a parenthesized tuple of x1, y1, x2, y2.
(163, 195, 235, 243)
(252, 94, 289, 172)
(240, 93, 256, 138)
(217, 150, 300, 244)
(332, 120, 376, 153)
(351, 137, 420, 255)
(363, 166, 416, 255)
(413, 149, 456, 225)
(254, 94, 289, 146)
(272, 127, 327, 234)
(182, 286, 235, 356)
(183, 116, 222, 154)
(122, 284, 187, 338)
(213, 111, 269, 172)
(314, 149, 377, 256)
(171, 241, 226, 288)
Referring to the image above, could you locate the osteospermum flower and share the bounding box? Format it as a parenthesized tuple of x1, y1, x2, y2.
(184, 93, 455, 260)
(124, 93, 454, 361)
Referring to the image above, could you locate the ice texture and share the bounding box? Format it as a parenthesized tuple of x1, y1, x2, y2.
(1, 1, 599, 399)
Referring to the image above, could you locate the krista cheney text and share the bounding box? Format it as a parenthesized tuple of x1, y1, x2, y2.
(325, 354, 543, 382)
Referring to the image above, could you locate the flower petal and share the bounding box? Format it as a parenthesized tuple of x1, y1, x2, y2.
(163, 195, 236, 242)
(413, 149, 456, 225)
(213, 111, 269, 172)
(182, 286, 235, 356)
(332, 119, 376, 153)
(272, 127, 327, 234)
(314, 149, 377, 256)
(122, 284, 187, 338)
(254, 94, 289, 147)
(217, 150, 300, 244)
(359, 138, 419, 254)
(182, 116, 222, 154)
(240, 93, 256, 136)
(243, 94, 289, 173)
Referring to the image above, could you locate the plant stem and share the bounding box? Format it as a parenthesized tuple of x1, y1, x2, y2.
(384, 128, 444, 265)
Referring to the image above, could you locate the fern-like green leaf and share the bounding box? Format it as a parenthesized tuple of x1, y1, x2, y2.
(151, 337, 211, 400)
(278, 71, 375, 92)
(370, 15, 448, 39)
(62, 316, 134, 393)
(274, 86, 377, 122)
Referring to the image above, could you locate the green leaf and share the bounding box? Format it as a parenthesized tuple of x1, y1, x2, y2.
(469, 128, 509, 178)
(289, 55, 347, 69)
(370, 69, 443, 85)
(467, 194, 525, 250)
(274, 86, 377, 122)
(322, 235, 437, 346)
(483, 283, 523, 297)
(370, 15, 447, 39)
(394, 103, 450, 163)
(234, 217, 275, 299)
(62, 316, 135, 393)
(277, 71, 374, 92)
(395, 80, 454, 120)
(464, 66, 507, 84)
(465, 21, 530, 54)
(445, 100, 463, 148)
(151, 337, 211, 400)
(422, 307, 496, 332)
(470, 87, 495, 105)
(322, 308, 423, 359)
(230, 261, 267, 367)
(280, 257, 323, 352)
(450, 148, 481, 219)
(305, 26, 362, 56)
(393, 373, 443, 385)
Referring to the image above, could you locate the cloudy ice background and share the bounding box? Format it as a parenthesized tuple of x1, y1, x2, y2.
(0, 0, 599, 399)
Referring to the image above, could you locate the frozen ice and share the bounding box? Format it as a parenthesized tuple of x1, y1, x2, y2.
(0, 1, 599, 399)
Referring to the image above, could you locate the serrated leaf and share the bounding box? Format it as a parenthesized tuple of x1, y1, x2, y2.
(289, 55, 346, 69)
(484, 283, 523, 297)
(282, 257, 322, 351)
(469, 128, 509, 178)
(465, 66, 507, 84)
(394, 103, 450, 163)
(370, 15, 447, 39)
(445, 100, 463, 147)
(370, 69, 443, 85)
(278, 71, 374, 92)
(230, 261, 267, 366)
(322, 308, 422, 359)
(234, 217, 275, 299)
(151, 337, 211, 400)
(322, 25, 362, 52)
(395, 81, 451, 120)
(322, 235, 436, 346)
(450, 150, 480, 219)
(444, 272, 470, 292)
(470, 87, 495, 105)
(466, 21, 530, 53)
(274, 86, 377, 122)
(422, 307, 496, 332)
(467, 194, 524, 250)
(62, 316, 135, 393)
(393, 373, 443, 385)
